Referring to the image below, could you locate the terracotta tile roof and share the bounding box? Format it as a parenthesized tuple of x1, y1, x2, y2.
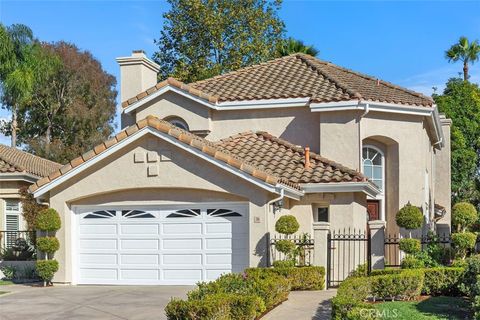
(122, 53, 433, 108)
(29, 116, 299, 193)
(29, 116, 367, 194)
(216, 131, 366, 184)
(0, 144, 62, 178)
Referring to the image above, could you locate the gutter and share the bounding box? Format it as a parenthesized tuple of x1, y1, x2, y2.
(300, 182, 381, 198)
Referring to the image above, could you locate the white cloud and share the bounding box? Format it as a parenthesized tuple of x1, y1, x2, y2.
(397, 65, 480, 96)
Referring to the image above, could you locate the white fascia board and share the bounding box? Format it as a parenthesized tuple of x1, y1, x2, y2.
(0, 173, 38, 183)
(32, 127, 298, 200)
(310, 100, 362, 111)
(275, 184, 303, 200)
(300, 182, 381, 198)
(123, 85, 213, 114)
(123, 85, 311, 114)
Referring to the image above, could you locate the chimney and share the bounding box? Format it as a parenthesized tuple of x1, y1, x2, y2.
(116, 50, 160, 102)
(304, 146, 310, 168)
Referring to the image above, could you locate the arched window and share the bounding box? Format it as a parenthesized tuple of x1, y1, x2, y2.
(165, 116, 189, 131)
(362, 146, 384, 192)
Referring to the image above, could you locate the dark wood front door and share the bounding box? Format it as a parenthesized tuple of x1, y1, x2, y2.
(367, 200, 380, 221)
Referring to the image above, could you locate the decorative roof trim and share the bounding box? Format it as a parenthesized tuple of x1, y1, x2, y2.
(301, 182, 381, 198)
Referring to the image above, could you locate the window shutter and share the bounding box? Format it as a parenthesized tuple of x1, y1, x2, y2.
(6, 215, 19, 231)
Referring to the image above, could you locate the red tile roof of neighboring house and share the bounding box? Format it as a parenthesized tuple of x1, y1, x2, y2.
(122, 53, 433, 109)
(29, 116, 366, 193)
(0, 144, 61, 178)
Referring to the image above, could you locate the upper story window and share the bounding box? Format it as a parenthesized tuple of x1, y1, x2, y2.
(165, 116, 189, 131)
(5, 199, 21, 231)
(362, 146, 384, 192)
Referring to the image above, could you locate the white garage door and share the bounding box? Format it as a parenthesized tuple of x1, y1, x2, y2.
(74, 203, 249, 285)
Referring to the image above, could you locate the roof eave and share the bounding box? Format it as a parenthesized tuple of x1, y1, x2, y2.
(0, 172, 39, 183)
(300, 181, 381, 198)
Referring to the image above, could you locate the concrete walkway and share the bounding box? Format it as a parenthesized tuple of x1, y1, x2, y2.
(0, 284, 192, 320)
(263, 289, 337, 320)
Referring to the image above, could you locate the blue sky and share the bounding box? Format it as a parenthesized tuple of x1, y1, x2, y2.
(1, 0, 479, 145)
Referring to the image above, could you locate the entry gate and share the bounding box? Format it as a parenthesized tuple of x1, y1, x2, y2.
(327, 229, 371, 288)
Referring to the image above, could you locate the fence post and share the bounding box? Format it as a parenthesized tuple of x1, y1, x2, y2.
(313, 222, 330, 287)
(368, 220, 386, 270)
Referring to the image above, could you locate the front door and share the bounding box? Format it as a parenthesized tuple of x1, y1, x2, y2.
(367, 200, 380, 221)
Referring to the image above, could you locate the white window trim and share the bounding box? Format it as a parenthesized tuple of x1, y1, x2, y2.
(4, 199, 23, 231)
(362, 145, 385, 221)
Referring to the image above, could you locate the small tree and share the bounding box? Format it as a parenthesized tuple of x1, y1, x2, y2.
(274, 215, 299, 267)
(19, 186, 47, 230)
(452, 202, 478, 232)
(35, 208, 61, 286)
(396, 202, 423, 237)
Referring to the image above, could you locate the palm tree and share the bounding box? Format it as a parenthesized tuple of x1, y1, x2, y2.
(277, 38, 319, 57)
(0, 24, 34, 147)
(445, 36, 480, 81)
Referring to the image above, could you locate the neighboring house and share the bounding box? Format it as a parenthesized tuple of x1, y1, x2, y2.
(0, 145, 61, 248)
(29, 51, 451, 285)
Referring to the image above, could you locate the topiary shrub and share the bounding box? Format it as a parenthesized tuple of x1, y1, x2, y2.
(35, 208, 61, 232)
(452, 202, 478, 232)
(370, 270, 424, 301)
(399, 238, 421, 255)
(452, 232, 477, 259)
(36, 260, 59, 285)
(275, 215, 299, 235)
(36, 237, 60, 257)
(395, 203, 423, 232)
(401, 256, 425, 269)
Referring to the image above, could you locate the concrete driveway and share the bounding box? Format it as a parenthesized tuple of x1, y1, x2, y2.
(0, 285, 193, 320)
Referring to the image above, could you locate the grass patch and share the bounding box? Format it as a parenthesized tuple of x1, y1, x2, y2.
(375, 296, 471, 319)
(0, 280, 13, 285)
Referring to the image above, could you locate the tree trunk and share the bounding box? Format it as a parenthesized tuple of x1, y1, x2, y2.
(11, 106, 17, 147)
(463, 61, 469, 81)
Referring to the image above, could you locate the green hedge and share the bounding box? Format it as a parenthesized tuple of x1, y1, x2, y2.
(370, 270, 424, 301)
(166, 294, 262, 320)
(422, 267, 464, 296)
(332, 276, 376, 320)
(245, 266, 325, 290)
(166, 270, 290, 319)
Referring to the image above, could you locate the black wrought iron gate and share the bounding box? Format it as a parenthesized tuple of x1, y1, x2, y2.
(327, 229, 371, 288)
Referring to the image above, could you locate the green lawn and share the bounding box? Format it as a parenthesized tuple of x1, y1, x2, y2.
(375, 296, 471, 320)
(0, 280, 13, 285)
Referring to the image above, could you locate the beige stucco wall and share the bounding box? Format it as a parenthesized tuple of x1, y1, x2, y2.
(435, 116, 452, 234)
(47, 133, 279, 283)
(135, 92, 211, 133)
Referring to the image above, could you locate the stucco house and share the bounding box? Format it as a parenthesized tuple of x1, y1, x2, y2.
(28, 51, 451, 285)
(0, 145, 60, 248)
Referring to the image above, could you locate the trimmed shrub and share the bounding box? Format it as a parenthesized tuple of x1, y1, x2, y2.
(459, 254, 480, 297)
(165, 296, 230, 320)
(422, 267, 464, 296)
(399, 238, 421, 254)
(245, 266, 325, 291)
(186, 272, 290, 314)
(370, 269, 403, 276)
(36, 237, 60, 255)
(36, 260, 59, 283)
(274, 239, 296, 255)
(331, 276, 374, 320)
(275, 215, 299, 235)
(272, 260, 295, 268)
(395, 203, 423, 230)
(35, 208, 61, 232)
(401, 255, 425, 269)
(370, 270, 424, 301)
(350, 263, 369, 278)
(452, 202, 478, 232)
(452, 232, 477, 259)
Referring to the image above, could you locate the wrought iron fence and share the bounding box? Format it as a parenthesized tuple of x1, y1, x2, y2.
(270, 233, 314, 267)
(0, 231, 36, 252)
(327, 228, 370, 288)
(384, 232, 456, 267)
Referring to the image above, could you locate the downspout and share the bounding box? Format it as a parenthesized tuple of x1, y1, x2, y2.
(266, 188, 285, 266)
